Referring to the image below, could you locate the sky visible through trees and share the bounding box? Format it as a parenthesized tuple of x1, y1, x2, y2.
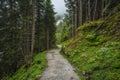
(51, 0, 67, 15)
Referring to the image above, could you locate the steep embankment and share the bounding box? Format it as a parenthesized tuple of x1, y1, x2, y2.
(8, 52, 47, 80)
(61, 15, 120, 80)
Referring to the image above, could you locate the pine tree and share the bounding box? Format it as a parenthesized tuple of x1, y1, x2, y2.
(35, 0, 46, 52)
(0, 0, 24, 78)
(44, 0, 56, 49)
(0, 0, 57, 79)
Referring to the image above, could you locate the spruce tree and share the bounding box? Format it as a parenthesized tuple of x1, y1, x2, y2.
(0, 0, 57, 79)
(44, 0, 56, 49)
(35, 0, 46, 52)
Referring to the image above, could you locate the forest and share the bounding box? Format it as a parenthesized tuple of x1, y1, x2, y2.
(0, 0, 120, 80)
(0, 0, 56, 79)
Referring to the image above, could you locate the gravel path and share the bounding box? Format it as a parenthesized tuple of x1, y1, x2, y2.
(40, 46, 80, 80)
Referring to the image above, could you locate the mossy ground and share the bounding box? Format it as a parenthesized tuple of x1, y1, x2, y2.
(8, 51, 47, 80)
(61, 17, 120, 80)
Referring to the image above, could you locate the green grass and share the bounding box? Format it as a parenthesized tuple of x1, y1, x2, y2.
(61, 19, 120, 80)
(8, 51, 47, 80)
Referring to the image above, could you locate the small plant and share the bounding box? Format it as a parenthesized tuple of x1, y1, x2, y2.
(86, 34, 97, 41)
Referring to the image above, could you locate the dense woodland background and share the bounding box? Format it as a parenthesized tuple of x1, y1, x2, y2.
(0, 0, 56, 79)
(57, 0, 120, 42)
(0, 0, 120, 80)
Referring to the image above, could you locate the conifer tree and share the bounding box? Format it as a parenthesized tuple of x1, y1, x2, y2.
(35, 0, 46, 52)
(44, 0, 56, 49)
(0, 0, 56, 79)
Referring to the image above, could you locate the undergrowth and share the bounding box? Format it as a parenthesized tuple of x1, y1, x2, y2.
(8, 51, 47, 80)
(61, 16, 120, 80)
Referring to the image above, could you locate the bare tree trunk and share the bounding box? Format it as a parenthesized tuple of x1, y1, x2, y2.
(31, 0, 36, 61)
(93, 0, 97, 20)
(102, 0, 104, 19)
(86, 3, 88, 21)
(79, 0, 83, 25)
(46, 28, 49, 50)
(71, 5, 75, 38)
(72, 12, 74, 37)
(104, 0, 109, 18)
(88, 0, 91, 21)
(74, 6, 77, 35)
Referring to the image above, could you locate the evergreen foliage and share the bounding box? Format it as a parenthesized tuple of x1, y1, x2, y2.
(0, 0, 56, 79)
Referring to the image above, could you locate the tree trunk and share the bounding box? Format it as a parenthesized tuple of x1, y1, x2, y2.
(93, 0, 98, 20)
(79, 0, 83, 25)
(74, 6, 77, 35)
(71, 11, 74, 37)
(102, 0, 104, 18)
(31, 0, 36, 61)
(46, 28, 49, 50)
(88, 0, 91, 21)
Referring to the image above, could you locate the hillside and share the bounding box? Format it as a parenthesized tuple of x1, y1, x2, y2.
(8, 52, 47, 80)
(61, 14, 120, 80)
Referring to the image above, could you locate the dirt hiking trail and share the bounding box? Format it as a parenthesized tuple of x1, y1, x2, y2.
(40, 45, 80, 80)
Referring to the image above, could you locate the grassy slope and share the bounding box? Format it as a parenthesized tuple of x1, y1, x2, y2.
(61, 15, 120, 80)
(8, 51, 47, 80)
